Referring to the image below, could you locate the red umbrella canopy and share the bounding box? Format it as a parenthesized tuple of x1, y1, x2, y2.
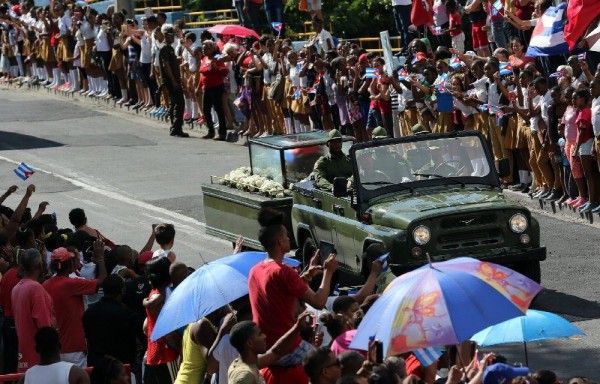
(207, 24, 260, 39)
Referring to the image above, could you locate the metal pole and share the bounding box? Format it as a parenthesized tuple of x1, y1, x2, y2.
(115, 0, 134, 19)
(524, 342, 529, 367)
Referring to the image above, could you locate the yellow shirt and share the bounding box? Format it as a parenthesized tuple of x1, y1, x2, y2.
(174, 323, 207, 384)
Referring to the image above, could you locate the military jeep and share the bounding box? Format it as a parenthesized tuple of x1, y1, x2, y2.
(291, 130, 546, 283)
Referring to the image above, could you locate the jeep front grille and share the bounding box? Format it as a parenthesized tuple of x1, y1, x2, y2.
(440, 213, 497, 228)
(438, 229, 503, 250)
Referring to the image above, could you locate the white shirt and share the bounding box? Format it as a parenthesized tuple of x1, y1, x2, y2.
(211, 335, 240, 384)
(316, 29, 333, 53)
(24, 362, 73, 384)
(182, 41, 198, 70)
(96, 27, 111, 51)
(58, 12, 72, 36)
(486, 79, 503, 113)
(262, 52, 275, 85)
(539, 90, 553, 129)
(530, 95, 541, 133)
(79, 20, 96, 40)
(392, 0, 412, 5)
(140, 32, 152, 64)
(592, 96, 600, 137)
(288, 63, 308, 88)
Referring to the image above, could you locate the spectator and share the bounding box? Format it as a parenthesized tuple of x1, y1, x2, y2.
(89, 356, 129, 384)
(11, 248, 55, 372)
(83, 275, 144, 370)
(0, 260, 20, 373)
(391, 0, 412, 55)
(21, 327, 89, 384)
(153, 223, 177, 262)
(43, 245, 106, 367)
(302, 347, 342, 384)
(243, 0, 262, 33)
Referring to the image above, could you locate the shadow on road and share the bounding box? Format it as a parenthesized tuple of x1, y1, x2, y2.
(0, 131, 64, 151)
(532, 289, 600, 320)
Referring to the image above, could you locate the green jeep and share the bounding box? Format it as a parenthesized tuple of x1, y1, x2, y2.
(291, 130, 546, 283)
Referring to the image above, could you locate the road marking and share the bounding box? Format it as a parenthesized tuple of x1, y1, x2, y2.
(0, 154, 207, 229)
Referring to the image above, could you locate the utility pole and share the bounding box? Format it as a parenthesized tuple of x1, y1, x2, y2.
(114, 0, 134, 18)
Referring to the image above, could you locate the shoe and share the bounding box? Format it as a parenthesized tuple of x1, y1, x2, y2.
(538, 190, 552, 199)
(565, 197, 575, 205)
(521, 185, 530, 194)
(556, 195, 569, 205)
(116, 98, 129, 106)
(202, 132, 215, 139)
(580, 203, 598, 213)
(132, 102, 143, 111)
(183, 112, 191, 120)
(213, 135, 227, 141)
(170, 131, 189, 137)
(591, 205, 600, 214)
(508, 183, 525, 191)
(544, 190, 562, 201)
(532, 189, 546, 198)
(574, 198, 588, 209)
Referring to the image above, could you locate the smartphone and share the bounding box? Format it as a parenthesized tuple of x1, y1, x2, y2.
(368, 338, 384, 364)
(319, 240, 337, 258)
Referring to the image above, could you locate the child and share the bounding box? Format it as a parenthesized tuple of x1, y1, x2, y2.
(445, 0, 465, 53)
(111, 245, 139, 282)
(152, 223, 176, 263)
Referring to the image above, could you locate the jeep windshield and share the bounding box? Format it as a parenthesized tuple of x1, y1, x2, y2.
(352, 132, 498, 201)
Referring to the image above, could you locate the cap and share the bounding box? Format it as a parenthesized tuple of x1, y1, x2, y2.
(327, 129, 343, 141)
(138, 251, 154, 266)
(371, 127, 388, 140)
(161, 23, 175, 35)
(411, 123, 431, 135)
(359, 53, 368, 62)
(51, 247, 75, 264)
(421, 37, 431, 46)
(483, 364, 529, 384)
(11, 5, 20, 15)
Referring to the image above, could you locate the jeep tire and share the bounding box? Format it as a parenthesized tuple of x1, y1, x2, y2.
(513, 260, 541, 283)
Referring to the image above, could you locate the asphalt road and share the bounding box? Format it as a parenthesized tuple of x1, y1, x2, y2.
(1, 86, 599, 380)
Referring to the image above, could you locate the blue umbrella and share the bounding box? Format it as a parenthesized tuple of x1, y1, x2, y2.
(151, 251, 300, 341)
(471, 309, 585, 366)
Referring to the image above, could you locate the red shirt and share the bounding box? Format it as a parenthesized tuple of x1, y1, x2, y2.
(0, 267, 21, 317)
(576, 107, 593, 144)
(199, 57, 228, 89)
(448, 11, 462, 37)
(43, 276, 97, 353)
(248, 261, 308, 350)
(12, 278, 55, 372)
(145, 289, 178, 365)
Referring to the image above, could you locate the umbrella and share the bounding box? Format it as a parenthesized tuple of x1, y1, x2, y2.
(471, 309, 585, 366)
(350, 257, 543, 357)
(207, 24, 260, 39)
(151, 251, 300, 341)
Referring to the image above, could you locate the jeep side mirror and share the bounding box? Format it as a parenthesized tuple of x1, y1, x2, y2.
(497, 158, 510, 178)
(333, 177, 348, 197)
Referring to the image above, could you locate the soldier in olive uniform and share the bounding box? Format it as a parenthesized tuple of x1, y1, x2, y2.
(313, 129, 353, 191)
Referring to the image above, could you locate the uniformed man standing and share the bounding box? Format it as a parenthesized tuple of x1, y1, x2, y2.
(313, 129, 352, 191)
(159, 24, 189, 138)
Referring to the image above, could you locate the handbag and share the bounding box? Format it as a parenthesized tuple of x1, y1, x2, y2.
(268, 73, 285, 101)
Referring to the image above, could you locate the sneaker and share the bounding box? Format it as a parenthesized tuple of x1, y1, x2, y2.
(575, 199, 589, 209)
(170, 131, 190, 137)
(202, 132, 215, 139)
(580, 202, 598, 213)
(556, 195, 569, 205)
(533, 189, 547, 198)
(183, 112, 191, 120)
(544, 190, 563, 201)
(565, 197, 575, 205)
(213, 135, 227, 141)
(508, 183, 525, 191)
(591, 205, 600, 214)
(538, 190, 552, 199)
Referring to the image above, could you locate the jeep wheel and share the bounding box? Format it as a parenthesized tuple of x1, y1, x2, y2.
(302, 236, 318, 267)
(513, 260, 541, 283)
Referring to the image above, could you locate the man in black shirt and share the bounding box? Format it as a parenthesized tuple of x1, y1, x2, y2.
(83, 275, 144, 369)
(159, 24, 188, 138)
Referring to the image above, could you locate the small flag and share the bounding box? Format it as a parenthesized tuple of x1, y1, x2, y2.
(435, 73, 449, 91)
(491, 0, 504, 16)
(449, 55, 461, 69)
(14, 162, 35, 180)
(307, 87, 316, 94)
(496, 110, 504, 125)
(77, 0, 88, 4)
(365, 68, 380, 79)
(439, 82, 447, 92)
(271, 22, 283, 34)
(294, 89, 302, 99)
(397, 68, 409, 80)
(499, 62, 513, 75)
(411, 52, 427, 65)
(413, 347, 443, 367)
(479, 104, 491, 112)
(549, 69, 564, 77)
(578, 52, 586, 61)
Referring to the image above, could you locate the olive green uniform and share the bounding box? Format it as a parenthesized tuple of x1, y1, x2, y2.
(313, 153, 353, 190)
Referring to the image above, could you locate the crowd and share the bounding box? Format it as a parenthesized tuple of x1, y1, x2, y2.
(0, 185, 595, 384)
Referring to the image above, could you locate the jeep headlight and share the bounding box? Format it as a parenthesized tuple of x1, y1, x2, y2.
(413, 225, 431, 245)
(509, 213, 528, 233)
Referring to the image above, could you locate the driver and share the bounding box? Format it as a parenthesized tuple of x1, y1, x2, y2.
(313, 129, 353, 191)
(416, 144, 459, 177)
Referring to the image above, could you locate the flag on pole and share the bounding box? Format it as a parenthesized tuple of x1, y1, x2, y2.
(491, 0, 504, 17)
(499, 62, 513, 75)
(449, 55, 461, 69)
(271, 22, 283, 35)
(564, 0, 600, 50)
(397, 68, 409, 80)
(549, 69, 564, 77)
(14, 162, 35, 180)
(525, 3, 569, 57)
(411, 0, 433, 27)
(413, 347, 443, 367)
(411, 52, 427, 65)
(577, 52, 586, 61)
(365, 68, 380, 79)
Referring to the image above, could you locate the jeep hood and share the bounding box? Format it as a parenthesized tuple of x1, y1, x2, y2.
(368, 188, 506, 228)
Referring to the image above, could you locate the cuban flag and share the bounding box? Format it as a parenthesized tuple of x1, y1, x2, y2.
(549, 69, 564, 77)
(435, 73, 449, 91)
(307, 88, 316, 94)
(14, 162, 35, 180)
(449, 55, 461, 69)
(77, 0, 88, 5)
(499, 62, 513, 75)
(365, 68, 380, 79)
(413, 347, 443, 367)
(398, 68, 409, 80)
(578, 52, 586, 61)
(271, 22, 283, 34)
(294, 89, 302, 99)
(411, 52, 427, 65)
(491, 0, 504, 16)
(525, 3, 569, 57)
(479, 104, 492, 113)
